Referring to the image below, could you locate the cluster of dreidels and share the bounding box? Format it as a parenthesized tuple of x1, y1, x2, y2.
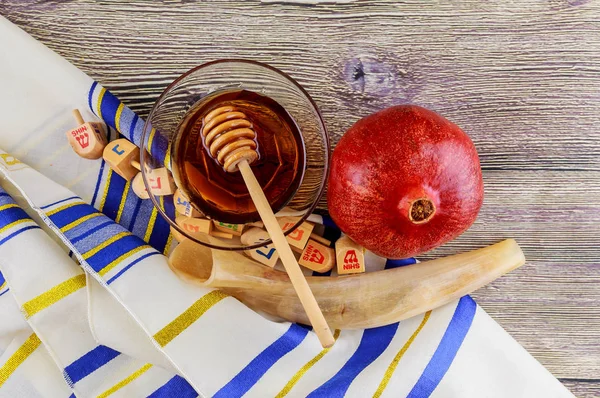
(65, 110, 366, 276)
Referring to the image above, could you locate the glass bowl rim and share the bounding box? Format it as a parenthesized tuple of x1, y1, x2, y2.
(140, 58, 330, 251)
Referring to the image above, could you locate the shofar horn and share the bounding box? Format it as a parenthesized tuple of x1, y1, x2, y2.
(169, 239, 525, 329)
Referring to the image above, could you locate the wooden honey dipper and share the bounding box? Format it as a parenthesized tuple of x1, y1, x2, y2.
(202, 106, 335, 348)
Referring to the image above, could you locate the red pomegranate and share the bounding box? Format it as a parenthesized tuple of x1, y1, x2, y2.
(327, 105, 483, 259)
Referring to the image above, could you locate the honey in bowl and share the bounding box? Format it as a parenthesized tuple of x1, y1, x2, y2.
(172, 89, 306, 224)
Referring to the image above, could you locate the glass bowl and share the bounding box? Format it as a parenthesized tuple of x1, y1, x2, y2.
(140, 59, 329, 251)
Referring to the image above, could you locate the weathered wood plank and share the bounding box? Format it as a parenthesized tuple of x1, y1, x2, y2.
(2, 0, 599, 388)
(560, 380, 600, 398)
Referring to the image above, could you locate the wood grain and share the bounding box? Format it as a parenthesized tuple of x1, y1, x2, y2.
(2, 0, 599, 393)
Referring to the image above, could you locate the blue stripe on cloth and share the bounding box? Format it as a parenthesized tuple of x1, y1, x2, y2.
(47, 204, 95, 229)
(214, 324, 309, 398)
(40, 196, 80, 210)
(129, 113, 140, 143)
(118, 104, 136, 142)
(127, 197, 143, 231)
(406, 296, 477, 398)
(148, 196, 173, 253)
(64, 214, 112, 242)
(163, 194, 176, 221)
(0, 271, 4, 286)
(90, 159, 106, 208)
(0, 289, 9, 298)
(307, 324, 398, 398)
(0, 195, 15, 207)
(131, 201, 155, 239)
(99, 90, 121, 132)
(86, 234, 147, 273)
(0, 225, 41, 246)
(102, 173, 127, 221)
(321, 215, 338, 229)
(70, 220, 114, 245)
(69, 393, 75, 398)
(0, 207, 31, 229)
(88, 81, 98, 113)
(116, 189, 142, 230)
(64, 345, 120, 385)
(150, 129, 169, 167)
(148, 215, 170, 253)
(0, 192, 9, 198)
(147, 375, 197, 398)
(106, 251, 161, 285)
(385, 258, 417, 268)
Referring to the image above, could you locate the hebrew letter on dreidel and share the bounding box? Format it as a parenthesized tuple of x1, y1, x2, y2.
(257, 246, 276, 260)
(278, 217, 313, 250)
(76, 133, 90, 148)
(112, 144, 125, 155)
(308, 247, 325, 264)
(282, 222, 304, 241)
(150, 177, 162, 190)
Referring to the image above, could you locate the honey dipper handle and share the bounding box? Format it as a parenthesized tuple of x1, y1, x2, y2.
(72, 109, 85, 125)
(238, 160, 335, 348)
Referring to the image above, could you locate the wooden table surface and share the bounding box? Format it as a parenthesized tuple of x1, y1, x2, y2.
(2, 1, 599, 396)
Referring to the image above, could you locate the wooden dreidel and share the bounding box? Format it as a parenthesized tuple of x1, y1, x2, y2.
(103, 138, 141, 181)
(241, 227, 279, 268)
(66, 109, 107, 159)
(201, 106, 334, 347)
(146, 167, 176, 196)
(310, 233, 331, 247)
(210, 230, 234, 239)
(278, 216, 314, 250)
(175, 215, 213, 240)
(248, 220, 264, 228)
(131, 172, 149, 200)
(213, 221, 245, 236)
(299, 239, 335, 273)
(173, 189, 201, 217)
(336, 235, 366, 275)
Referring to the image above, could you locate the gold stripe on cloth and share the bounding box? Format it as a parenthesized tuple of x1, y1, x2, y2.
(22, 274, 86, 318)
(60, 213, 103, 233)
(373, 311, 432, 398)
(98, 245, 153, 277)
(0, 203, 18, 212)
(97, 363, 153, 398)
(275, 329, 342, 398)
(115, 180, 131, 223)
(99, 168, 113, 212)
(45, 200, 86, 217)
(0, 219, 30, 235)
(154, 290, 228, 347)
(96, 87, 106, 119)
(0, 333, 41, 387)
(143, 207, 158, 243)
